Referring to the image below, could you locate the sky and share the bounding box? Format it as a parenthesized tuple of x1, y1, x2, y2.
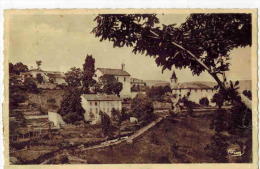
(7, 13, 252, 83)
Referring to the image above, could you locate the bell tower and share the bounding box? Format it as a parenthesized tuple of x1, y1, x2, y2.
(170, 70, 178, 89)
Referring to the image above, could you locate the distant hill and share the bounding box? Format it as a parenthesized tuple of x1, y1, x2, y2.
(144, 80, 170, 87)
(176, 80, 251, 92)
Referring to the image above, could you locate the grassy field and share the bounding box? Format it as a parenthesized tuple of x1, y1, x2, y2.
(68, 115, 216, 163)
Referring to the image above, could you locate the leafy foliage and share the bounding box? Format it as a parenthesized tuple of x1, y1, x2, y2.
(82, 54, 96, 93)
(65, 67, 83, 88)
(211, 93, 225, 108)
(98, 74, 123, 96)
(199, 97, 209, 106)
(92, 14, 251, 77)
(146, 86, 172, 102)
(36, 60, 42, 70)
(100, 111, 111, 136)
(58, 90, 85, 124)
(243, 90, 252, 100)
(9, 62, 29, 75)
(131, 93, 155, 122)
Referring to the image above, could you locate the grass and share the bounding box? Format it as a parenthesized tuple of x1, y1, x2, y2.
(67, 115, 216, 163)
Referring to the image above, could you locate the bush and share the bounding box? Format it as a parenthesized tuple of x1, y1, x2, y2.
(58, 91, 85, 124)
(211, 93, 224, 108)
(199, 97, 209, 106)
(131, 93, 155, 122)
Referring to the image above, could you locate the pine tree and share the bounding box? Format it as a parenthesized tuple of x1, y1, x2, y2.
(82, 54, 95, 94)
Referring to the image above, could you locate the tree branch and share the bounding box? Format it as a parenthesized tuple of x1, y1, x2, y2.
(148, 29, 252, 110)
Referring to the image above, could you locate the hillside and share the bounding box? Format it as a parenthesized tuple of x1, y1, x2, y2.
(27, 89, 65, 113)
(66, 116, 216, 163)
(145, 80, 170, 87)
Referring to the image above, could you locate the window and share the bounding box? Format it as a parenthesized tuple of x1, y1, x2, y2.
(89, 102, 92, 106)
(116, 77, 119, 81)
(95, 102, 97, 106)
(124, 77, 126, 82)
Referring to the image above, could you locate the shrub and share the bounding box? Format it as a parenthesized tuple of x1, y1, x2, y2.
(199, 97, 209, 106)
(131, 93, 155, 122)
(211, 93, 224, 108)
(58, 90, 85, 124)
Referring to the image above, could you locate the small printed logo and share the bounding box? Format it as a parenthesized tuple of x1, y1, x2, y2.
(228, 149, 244, 157)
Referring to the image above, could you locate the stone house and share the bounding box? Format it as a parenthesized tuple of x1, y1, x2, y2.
(94, 64, 131, 98)
(81, 94, 122, 124)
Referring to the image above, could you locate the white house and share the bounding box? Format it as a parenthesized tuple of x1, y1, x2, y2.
(170, 71, 217, 105)
(22, 68, 66, 85)
(94, 64, 131, 98)
(81, 94, 123, 124)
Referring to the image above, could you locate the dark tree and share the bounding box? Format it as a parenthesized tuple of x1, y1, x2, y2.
(23, 77, 39, 93)
(36, 60, 42, 70)
(10, 62, 29, 75)
(9, 75, 27, 111)
(146, 85, 172, 101)
(92, 14, 252, 109)
(58, 90, 85, 124)
(211, 93, 224, 108)
(199, 97, 209, 107)
(131, 93, 155, 122)
(100, 111, 111, 136)
(65, 67, 83, 88)
(82, 54, 96, 93)
(99, 74, 123, 97)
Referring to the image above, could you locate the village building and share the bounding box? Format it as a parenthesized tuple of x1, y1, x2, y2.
(170, 71, 217, 105)
(46, 72, 66, 85)
(130, 78, 146, 88)
(81, 94, 123, 124)
(21, 68, 66, 86)
(130, 78, 147, 98)
(94, 64, 131, 98)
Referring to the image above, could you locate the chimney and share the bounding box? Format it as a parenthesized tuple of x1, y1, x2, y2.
(121, 63, 125, 71)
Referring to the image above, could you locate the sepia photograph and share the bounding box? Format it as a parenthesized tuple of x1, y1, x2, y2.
(3, 9, 257, 166)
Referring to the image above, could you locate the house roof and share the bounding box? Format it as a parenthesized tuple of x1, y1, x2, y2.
(97, 68, 130, 76)
(172, 81, 216, 90)
(82, 94, 122, 101)
(131, 78, 145, 83)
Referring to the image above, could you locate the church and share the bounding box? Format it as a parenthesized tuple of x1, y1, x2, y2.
(94, 63, 131, 98)
(170, 71, 218, 105)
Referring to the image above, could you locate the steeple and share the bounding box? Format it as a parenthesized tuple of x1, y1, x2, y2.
(170, 71, 177, 80)
(170, 70, 178, 89)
